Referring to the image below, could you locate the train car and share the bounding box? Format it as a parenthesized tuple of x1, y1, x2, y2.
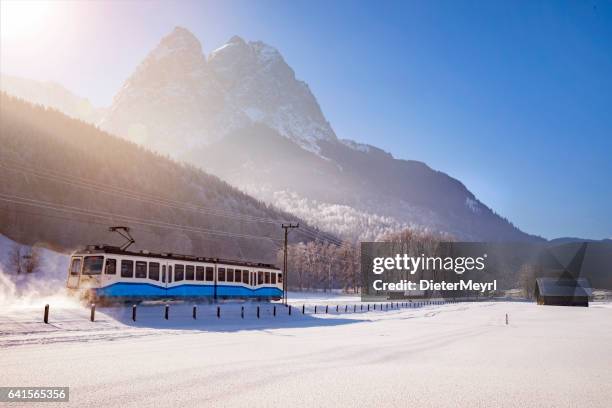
(66, 245, 283, 303)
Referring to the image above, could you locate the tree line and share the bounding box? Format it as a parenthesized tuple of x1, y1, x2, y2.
(278, 228, 454, 293)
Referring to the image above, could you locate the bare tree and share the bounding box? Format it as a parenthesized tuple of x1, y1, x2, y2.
(8, 244, 24, 275)
(7, 244, 41, 275)
(277, 239, 361, 293)
(518, 263, 538, 299)
(24, 246, 41, 274)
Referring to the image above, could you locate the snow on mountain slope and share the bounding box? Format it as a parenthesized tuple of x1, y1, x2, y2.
(263, 189, 413, 241)
(207, 35, 336, 154)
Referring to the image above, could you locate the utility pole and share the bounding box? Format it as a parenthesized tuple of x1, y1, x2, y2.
(282, 223, 299, 305)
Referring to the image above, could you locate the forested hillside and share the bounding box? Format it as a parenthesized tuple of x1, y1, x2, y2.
(0, 93, 324, 263)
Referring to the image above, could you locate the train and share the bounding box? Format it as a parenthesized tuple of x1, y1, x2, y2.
(66, 245, 283, 303)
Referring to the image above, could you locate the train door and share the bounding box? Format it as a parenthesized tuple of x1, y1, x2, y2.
(162, 262, 174, 298)
(213, 265, 217, 301)
(67, 257, 83, 289)
(162, 263, 168, 295)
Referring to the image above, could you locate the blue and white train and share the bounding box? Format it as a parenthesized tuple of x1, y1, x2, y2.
(66, 245, 283, 303)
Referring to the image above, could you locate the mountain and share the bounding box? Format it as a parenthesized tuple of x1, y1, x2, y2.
(0, 74, 106, 124)
(54, 27, 545, 242)
(99, 28, 334, 156)
(547, 237, 612, 245)
(193, 124, 536, 241)
(0, 93, 322, 263)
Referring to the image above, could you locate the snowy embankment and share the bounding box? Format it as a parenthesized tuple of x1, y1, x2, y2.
(0, 290, 431, 347)
(0, 233, 70, 307)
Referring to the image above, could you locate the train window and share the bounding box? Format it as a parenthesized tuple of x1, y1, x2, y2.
(265, 272, 270, 284)
(218, 268, 226, 282)
(258, 271, 263, 285)
(175, 265, 184, 281)
(70, 258, 82, 275)
(271, 273, 277, 284)
(196, 266, 205, 281)
(121, 260, 134, 278)
(162, 265, 166, 283)
(186, 265, 195, 280)
(242, 270, 249, 284)
(149, 262, 160, 281)
(278, 273, 283, 284)
(83, 256, 104, 275)
(105, 258, 117, 275)
(205, 267, 214, 281)
(168, 266, 173, 283)
(135, 261, 147, 278)
(227, 268, 234, 282)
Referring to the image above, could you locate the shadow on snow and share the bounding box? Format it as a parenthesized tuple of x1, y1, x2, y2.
(99, 301, 362, 332)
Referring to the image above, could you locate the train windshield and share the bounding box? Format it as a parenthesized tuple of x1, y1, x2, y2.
(82, 256, 104, 275)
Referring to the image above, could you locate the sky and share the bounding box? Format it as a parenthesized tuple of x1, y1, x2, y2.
(1, 0, 611, 240)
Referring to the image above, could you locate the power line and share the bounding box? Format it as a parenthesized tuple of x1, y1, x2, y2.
(281, 222, 299, 305)
(295, 227, 345, 247)
(297, 226, 345, 246)
(0, 158, 345, 245)
(0, 193, 283, 243)
(0, 159, 289, 225)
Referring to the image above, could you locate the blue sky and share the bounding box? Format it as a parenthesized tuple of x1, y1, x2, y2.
(1, 0, 611, 239)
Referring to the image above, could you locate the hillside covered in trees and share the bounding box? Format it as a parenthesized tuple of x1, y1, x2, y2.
(0, 93, 328, 264)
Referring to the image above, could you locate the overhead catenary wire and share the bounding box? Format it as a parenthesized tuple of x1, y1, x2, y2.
(0, 205, 286, 259)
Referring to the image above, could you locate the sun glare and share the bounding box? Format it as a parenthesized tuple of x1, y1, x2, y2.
(1, 0, 52, 40)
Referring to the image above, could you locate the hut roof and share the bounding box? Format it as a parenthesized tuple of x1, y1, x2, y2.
(536, 277, 593, 297)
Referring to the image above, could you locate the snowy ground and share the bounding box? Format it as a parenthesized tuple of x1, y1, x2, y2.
(1, 234, 611, 407)
(1, 297, 611, 408)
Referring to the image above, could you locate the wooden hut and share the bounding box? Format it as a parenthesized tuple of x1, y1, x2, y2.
(535, 277, 592, 307)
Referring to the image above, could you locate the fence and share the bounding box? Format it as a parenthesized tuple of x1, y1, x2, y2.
(41, 299, 464, 323)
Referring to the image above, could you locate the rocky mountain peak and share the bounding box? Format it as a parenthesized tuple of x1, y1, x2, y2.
(142, 26, 205, 70)
(160, 26, 203, 53)
(228, 35, 247, 45)
(102, 28, 339, 157)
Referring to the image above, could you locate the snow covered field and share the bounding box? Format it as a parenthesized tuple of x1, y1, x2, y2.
(0, 235, 610, 407)
(1, 297, 611, 408)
